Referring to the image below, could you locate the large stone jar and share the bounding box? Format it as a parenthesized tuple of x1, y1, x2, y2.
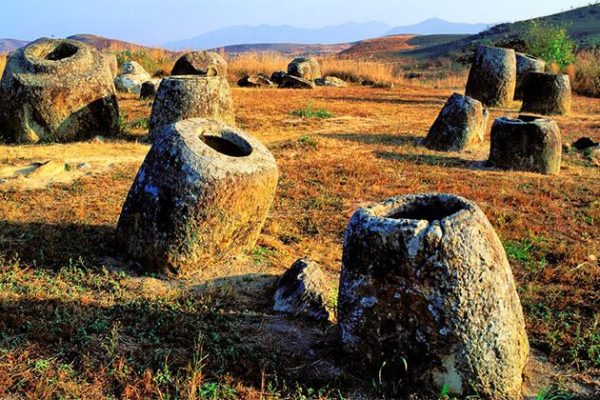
(521, 72, 571, 115)
(149, 76, 235, 139)
(514, 53, 545, 100)
(465, 45, 516, 107)
(0, 38, 119, 143)
(338, 194, 529, 399)
(116, 118, 279, 276)
(171, 51, 228, 77)
(488, 115, 562, 175)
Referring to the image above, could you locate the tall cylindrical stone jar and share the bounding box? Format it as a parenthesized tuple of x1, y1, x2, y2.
(338, 194, 529, 399)
(514, 53, 545, 100)
(465, 45, 517, 107)
(149, 76, 235, 139)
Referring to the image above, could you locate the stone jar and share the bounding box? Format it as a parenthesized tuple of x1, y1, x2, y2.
(465, 45, 516, 107)
(149, 76, 235, 139)
(488, 115, 562, 175)
(0, 38, 119, 143)
(521, 72, 571, 115)
(171, 51, 228, 77)
(338, 194, 529, 399)
(116, 118, 279, 277)
(423, 93, 488, 151)
(514, 53, 545, 100)
(287, 57, 322, 81)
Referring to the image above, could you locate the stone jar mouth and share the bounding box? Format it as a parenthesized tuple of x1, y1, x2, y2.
(27, 41, 79, 63)
(200, 134, 252, 158)
(497, 115, 551, 125)
(380, 194, 472, 223)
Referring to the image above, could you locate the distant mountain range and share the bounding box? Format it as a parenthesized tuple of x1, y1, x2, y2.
(0, 38, 29, 53)
(164, 18, 490, 50)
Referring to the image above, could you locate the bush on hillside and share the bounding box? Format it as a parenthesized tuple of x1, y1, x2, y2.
(524, 20, 576, 70)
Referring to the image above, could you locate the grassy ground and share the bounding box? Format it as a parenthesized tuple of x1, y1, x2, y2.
(0, 82, 598, 399)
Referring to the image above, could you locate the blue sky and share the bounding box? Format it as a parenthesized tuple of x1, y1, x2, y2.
(0, 0, 590, 45)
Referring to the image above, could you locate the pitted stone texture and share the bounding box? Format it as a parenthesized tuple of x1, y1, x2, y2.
(273, 258, 330, 321)
(288, 57, 322, 81)
(338, 194, 529, 399)
(315, 76, 347, 88)
(237, 74, 274, 87)
(0, 38, 119, 143)
(115, 61, 152, 94)
(465, 45, 516, 107)
(279, 75, 316, 89)
(116, 118, 279, 276)
(521, 72, 572, 115)
(171, 51, 228, 77)
(515, 53, 545, 100)
(423, 93, 489, 151)
(488, 116, 562, 175)
(149, 76, 235, 138)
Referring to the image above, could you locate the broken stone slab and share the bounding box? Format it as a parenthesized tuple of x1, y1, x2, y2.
(0, 38, 120, 143)
(338, 193, 529, 399)
(171, 51, 228, 77)
(521, 72, 572, 115)
(237, 74, 274, 87)
(149, 76, 235, 139)
(423, 93, 489, 151)
(515, 53, 546, 100)
(488, 115, 562, 175)
(116, 118, 279, 276)
(278, 75, 316, 89)
(465, 45, 517, 107)
(273, 258, 330, 321)
(288, 57, 322, 81)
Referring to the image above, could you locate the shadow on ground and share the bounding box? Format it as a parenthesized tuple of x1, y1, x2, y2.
(375, 150, 489, 170)
(317, 95, 445, 107)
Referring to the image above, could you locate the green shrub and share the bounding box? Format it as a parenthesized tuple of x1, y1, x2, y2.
(524, 21, 576, 70)
(291, 102, 333, 119)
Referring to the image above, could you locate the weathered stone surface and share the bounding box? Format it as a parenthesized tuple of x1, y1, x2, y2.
(116, 118, 279, 276)
(273, 258, 330, 321)
(488, 115, 562, 174)
(0, 38, 119, 143)
(149, 76, 235, 138)
(101, 51, 119, 79)
(279, 74, 316, 89)
(514, 53, 545, 100)
(465, 45, 516, 107)
(288, 57, 322, 81)
(521, 72, 572, 115)
(315, 76, 347, 88)
(423, 93, 489, 151)
(270, 71, 287, 85)
(338, 194, 529, 399)
(171, 51, 227, 77)
(114, 61, 151, 94)
(139, 79, 161, 100)
(237, 74, 274, 87)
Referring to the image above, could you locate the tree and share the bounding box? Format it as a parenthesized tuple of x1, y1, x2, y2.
(524, 20, 576, 70)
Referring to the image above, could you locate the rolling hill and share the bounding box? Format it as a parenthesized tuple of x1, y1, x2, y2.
(0, 38, 29, 53)
(386, 18, 490, 35)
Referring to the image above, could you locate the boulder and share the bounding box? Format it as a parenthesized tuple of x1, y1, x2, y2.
(149, 76, 235, 139)
(488, 115, 562, 174)
(514, 53, 545, 100)
(237, 74, 274, 87)
(338, 194, 529, 399)
(273, 258, 330, 321)
(315, 76, 347, 88)
(423, 93, 488, 151)
(139, 79, 161, 100)
(287, 57, 322, 81)
(465, 45, 517, 107)
(171, 51, 227, 77)
(0, 38, 119, 143)
(101, 51, 119, 78)
(116, 118, 279, 276)
(279, 75, 315, 89)
(270, 71, 287, 85)
(115, 61, 151, 94)
(521, 72, 571, 115)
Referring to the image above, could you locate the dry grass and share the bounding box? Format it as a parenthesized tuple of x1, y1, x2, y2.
(0, 54, 6, 77)
(572, 50, 600, 97)
(0, 78, 599, 398)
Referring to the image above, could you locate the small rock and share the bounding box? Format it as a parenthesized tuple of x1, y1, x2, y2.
(115, 61, 152, 94)
(270, 71, 287, 85)
(139, 79, 161, 100)
(572, 137, 599, 151)
(273, 258, 330, 321)
(237, 74, 274, 87)
(279, 74, 315, 89)
(315, 76, 347, 88)
(361, 79, 375, 86)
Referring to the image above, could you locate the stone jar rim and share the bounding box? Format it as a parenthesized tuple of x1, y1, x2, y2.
(359, 194, 476, 224)
(23, 38, 93, 74)
(495, 115, 556, 127)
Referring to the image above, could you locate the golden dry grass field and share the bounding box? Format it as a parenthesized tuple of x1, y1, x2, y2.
(0, 80, 598, 398)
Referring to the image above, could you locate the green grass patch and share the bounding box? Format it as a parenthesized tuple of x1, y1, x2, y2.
(291, 102, 333, 119)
